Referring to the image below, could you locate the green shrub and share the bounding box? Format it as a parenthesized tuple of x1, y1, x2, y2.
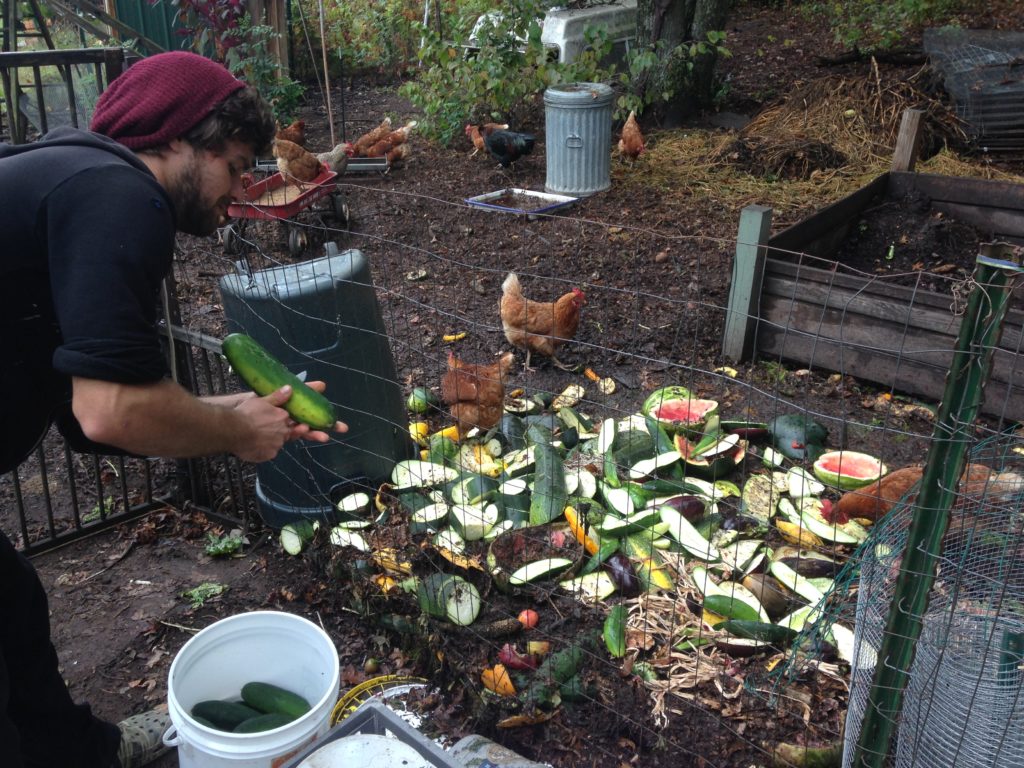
(805, 0, 966, 49)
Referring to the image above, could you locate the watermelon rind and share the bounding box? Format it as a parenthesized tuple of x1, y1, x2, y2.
(642, 387, 718, 435)
(812, 450, 887, 490)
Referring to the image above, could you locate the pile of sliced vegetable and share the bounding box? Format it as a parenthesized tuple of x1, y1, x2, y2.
(291, 383, 881, 670)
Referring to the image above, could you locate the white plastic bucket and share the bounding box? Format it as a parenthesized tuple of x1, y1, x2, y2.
(163, 611, 340, 768)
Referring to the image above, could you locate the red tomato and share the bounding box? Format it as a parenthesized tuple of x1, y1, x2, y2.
(517, 609, 539, 629)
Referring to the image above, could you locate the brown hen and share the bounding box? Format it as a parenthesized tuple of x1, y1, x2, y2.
(618, 110, 645, 162)
(464, 122, 509, 157)
(352, 118, 393, 157)
(275, 119, 306, 147)
(440, 351, 515, 438)
(272, 139, 323, 187)
(826, 463, 1012, 524)
(500, 272, 585, 371)
(364, 120, 418, 158)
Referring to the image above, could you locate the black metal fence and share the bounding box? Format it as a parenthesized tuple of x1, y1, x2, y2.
(1, 322, 253, 556)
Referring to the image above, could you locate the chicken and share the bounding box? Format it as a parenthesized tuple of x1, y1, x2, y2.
(272, 138, 323, 186)
(465, 122, 509, 157)
(500, 272, 585, 371)
(352, 118, 393, 157)
(484, 130, 536, 168)
(275, 119, 306, 147)
(825, 463, 1009, 525)
(618, 110, 645, 162)
(364, 120, 417, 158)
(440, 351, 515, 438)
(315, 141, 354, 174)
(385, 142, 411, 166)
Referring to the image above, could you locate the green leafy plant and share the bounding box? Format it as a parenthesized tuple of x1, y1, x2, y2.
(804, 0, 963, 49)
(181, 582, 228, 608)
(161, 0, 304, 122)
(398, 0, 618, 145)
(83, 496, 115, 523)
(613, 32, 731, 119)
(204, 530, 245, 557)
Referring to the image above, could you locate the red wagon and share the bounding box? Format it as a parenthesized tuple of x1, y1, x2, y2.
(223, 164, 349, 256)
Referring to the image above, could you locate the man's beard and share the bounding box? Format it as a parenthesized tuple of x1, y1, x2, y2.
(169, 155, 226, 236)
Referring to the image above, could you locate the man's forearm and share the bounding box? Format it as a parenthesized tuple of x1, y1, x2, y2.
(72, 377, 248, 458)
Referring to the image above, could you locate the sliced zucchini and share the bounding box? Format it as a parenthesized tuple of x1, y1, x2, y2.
(392, 460, 459, 490)
(769, 559, 826, 604)
(787, 467, 825, 499)
(508, 557, 575, 586)
(410, 502, 451, 533)
(600, 484, 636, 517)
(417, 573, 481, 626)
(559, 570, 617, 602)
(433, 528, 465, 554)
(628, 451, 680, 480)
(659, 504, 721, 561)
(280, 520, 319, 556)
(328, 527, 369, 551)
(335, 492, 371, 515)
(449, 503, 500, 541)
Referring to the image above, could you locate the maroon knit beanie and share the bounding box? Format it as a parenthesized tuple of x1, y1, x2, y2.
(90, 51, 245, 149)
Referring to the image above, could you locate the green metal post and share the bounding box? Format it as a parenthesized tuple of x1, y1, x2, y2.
(852, 243, 1022, 767)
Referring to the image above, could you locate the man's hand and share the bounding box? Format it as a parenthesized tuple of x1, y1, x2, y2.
(231, 382, 348, 463)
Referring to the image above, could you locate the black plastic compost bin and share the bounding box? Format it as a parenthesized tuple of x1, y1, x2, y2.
(219, 243, 413, 528)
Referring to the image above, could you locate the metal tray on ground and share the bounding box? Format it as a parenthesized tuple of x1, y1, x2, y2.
(281, 699, 456, 768)
(465, 188, 578, 220)
(345, 157, 391, 174)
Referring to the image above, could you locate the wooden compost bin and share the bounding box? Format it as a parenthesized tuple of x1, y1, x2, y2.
(723, 171, 1024, 421)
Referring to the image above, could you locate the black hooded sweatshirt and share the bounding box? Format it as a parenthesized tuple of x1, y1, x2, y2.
(0, 127, 176, 471)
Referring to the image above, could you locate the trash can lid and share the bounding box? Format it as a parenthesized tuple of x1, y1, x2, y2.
(544, 82, 613, 107)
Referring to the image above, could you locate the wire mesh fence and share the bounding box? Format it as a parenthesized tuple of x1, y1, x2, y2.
(3, 150, 1024, 766)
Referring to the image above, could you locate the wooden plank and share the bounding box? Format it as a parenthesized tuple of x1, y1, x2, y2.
(891, 108, 923, 172)
(768, 174, 889, 257)
(889, 173, 1024, 212)
(723, 205, 772, 362)
(764, 258, 958, 312)
(757, 292, 1024, 419)
(760, 271, 1024, 356)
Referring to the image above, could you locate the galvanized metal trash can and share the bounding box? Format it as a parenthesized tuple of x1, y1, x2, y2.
(544, 82, 613, 196)
(219, 243, 413, 528)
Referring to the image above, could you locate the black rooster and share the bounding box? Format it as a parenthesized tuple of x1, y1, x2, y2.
(484, 130, 536, 168)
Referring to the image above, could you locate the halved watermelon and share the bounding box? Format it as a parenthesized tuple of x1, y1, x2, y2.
(812, 450, 887, 490)
(642, 387, 718, 435)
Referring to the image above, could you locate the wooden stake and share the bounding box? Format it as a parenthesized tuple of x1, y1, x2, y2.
(318, 0, 335, 146)
(891, 108, 923, 173)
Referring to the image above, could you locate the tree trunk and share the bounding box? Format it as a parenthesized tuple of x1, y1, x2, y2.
(635, 0, 731, 126)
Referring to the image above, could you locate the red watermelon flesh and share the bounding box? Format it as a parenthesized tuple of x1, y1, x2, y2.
(652, 399, 717, 425)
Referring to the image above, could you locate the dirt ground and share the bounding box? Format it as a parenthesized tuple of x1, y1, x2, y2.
(14, 2, 1024, 767)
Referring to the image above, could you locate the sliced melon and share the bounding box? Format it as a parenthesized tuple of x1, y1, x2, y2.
(676, 433, 746, 480)
(642, 386, 718, 435)
(812, 450, 888, 490)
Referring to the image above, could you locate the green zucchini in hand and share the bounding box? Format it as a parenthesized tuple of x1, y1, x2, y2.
(241, 681, 312, 719)
(221, 333, 336, 430)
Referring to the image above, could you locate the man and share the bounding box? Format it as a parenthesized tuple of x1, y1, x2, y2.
(0, 51, 347, 767)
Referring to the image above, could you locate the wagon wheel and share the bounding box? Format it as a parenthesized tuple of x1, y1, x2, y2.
(287, 225, 308, 256)
(220, 223, 244, 254)
(331, 192, 350, 228)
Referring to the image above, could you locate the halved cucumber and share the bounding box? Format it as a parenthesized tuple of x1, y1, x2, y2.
(417, 573, 481, 626)
(508, 557, 575, 586)
(392, 460, 459, 490)
(659, 504, 721, 561)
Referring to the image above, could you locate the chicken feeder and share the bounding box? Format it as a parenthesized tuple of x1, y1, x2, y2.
(219, 244, 414, 528)
(544, 82, 613, 196)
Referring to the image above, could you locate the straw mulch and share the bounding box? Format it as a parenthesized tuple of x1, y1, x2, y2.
(614, 65, 1024, 226)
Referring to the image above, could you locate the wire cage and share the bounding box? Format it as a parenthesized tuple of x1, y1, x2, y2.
(842, 432, 1024, 768)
